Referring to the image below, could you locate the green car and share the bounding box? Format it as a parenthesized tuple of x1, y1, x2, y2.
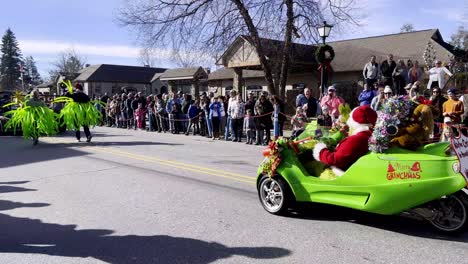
(257, 137, 468, 233)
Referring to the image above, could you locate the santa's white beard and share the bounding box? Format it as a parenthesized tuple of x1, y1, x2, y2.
(346, 117, 371, 135)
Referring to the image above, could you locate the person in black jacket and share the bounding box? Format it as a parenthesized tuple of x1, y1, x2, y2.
(69, 84, 92, 142)
(380, 54, 396, 87)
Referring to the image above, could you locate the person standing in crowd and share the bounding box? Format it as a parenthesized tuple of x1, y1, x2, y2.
(317, 106, 333, 127)
(363, 55, 380, 88)
(408, 60, 422, 84)
(371, 86, 390, 111)
(426, 60, 453, 90)
(406, 59, 413, 69)
(186, 99, 200, 135)
(320, 86, 345, 120)
(209, 97, 221, 140)
(125, 93, 134, 129)
(135, 103, 146, 130)
(430, 87, 447, 124)
(358, 84, 375, 106)
(296, 88, 320, 118)
(147, 95, 155, 131)
(459, 87, 468, 129)
(119, 93, 127, 128)
(202, 96, 213, 138)
(380, 54, 396, 87)
(243, 109, 256, 144)
(443, 88, 464, 124)
(228, 94, 245, 142)
(154, 95, 166, 133)
(254, 94, 273, 145)
(291, 107, 308, 138)
(225, 90, 237, 141)
(392, 59, 408, 95)
(245, 92, 256, 114)
(271, 95, 285, 139)
(131, 94, 140, 130)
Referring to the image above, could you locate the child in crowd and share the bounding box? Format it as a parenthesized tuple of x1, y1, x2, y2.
(318, 106, 333, 127)
(243, 109, 256, 144)
(135, 103, 147, 130)
(440, 117, 454, 142)
(186, 100, 200, 135)
(291, 107, 308, 138)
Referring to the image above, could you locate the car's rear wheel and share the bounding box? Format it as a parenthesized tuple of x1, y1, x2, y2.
(429, 192, 468, 233)
(258, 175, 293, 215)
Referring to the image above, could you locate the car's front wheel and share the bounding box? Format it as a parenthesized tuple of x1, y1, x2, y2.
(428, 192, 468, 233)
(258, 175, 293, 215)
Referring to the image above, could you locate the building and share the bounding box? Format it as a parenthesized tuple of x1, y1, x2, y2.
(73, 64, 167, 97)
(157, 67, 209, 95)
(212, 29, 456, 102)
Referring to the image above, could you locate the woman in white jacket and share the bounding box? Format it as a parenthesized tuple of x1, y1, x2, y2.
(426, 60, 453, 90)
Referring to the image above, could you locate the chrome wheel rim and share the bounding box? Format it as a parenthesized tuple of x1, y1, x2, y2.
(431, 195, 467, 232)
(259, 178, 284, 213)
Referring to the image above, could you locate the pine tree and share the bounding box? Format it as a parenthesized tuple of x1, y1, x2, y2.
(0, 28, 23, 91)
(24, 56, 42, 86)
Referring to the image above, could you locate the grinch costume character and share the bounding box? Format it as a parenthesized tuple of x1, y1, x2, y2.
(54, 81, 102, 142)
(313, 105, 377, 175)
(3, 90, 59, 145)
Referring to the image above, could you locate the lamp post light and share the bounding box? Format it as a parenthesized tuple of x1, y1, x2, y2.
(317, 21, 333, 96)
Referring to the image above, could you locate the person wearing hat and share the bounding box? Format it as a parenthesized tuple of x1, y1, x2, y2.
(442, 88, 464, 124)
(320, 86, 345, 120)
(372, 86, 393, 111)
(313, 105, 377, 174)
(459, 87, 468, 128)
(426, 60, 453, 90)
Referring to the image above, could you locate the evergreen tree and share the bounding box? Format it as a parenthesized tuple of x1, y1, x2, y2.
(0, 28, 23, 91)
(24, 56, 42, 86)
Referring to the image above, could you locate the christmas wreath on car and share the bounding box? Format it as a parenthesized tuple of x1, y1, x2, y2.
(315, 44, 335, 63)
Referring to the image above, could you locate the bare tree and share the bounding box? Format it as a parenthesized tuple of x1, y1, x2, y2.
(400, 23, 414, 33)
(138, 47, 158, 67)
(118, 0, 361, 98)
(48, 49, 86, 82)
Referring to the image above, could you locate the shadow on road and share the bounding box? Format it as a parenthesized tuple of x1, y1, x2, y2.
(0, 200, 49, 211)
(287, 203, 468, 242)
(0, 213, 291, 264)
(0, 186, 36, 194)
(0, 138, 90, 169)
(0, 182, 290, 263)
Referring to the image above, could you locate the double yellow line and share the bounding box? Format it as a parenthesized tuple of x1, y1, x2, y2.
(43, 138, 257, 185)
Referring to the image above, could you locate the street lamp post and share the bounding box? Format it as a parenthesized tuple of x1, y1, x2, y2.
(317, 21, 333, 96)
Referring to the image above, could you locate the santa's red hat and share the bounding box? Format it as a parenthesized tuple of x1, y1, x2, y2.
(346, 105, 377, 134)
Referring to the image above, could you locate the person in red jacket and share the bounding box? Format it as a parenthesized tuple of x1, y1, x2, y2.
(313, 105, 377, 174)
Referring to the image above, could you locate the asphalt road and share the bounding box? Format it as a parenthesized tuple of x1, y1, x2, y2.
(0, 126, 467, 264)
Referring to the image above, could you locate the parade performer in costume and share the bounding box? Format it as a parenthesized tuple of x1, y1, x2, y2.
(3, 90, 58, 146)
(54, 81, 102, 142)
(313, 105, 377, 176)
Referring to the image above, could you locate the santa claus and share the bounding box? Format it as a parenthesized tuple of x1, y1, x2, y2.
(313, 105, 377, 175)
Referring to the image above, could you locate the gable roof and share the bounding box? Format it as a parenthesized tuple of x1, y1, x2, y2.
(208, 67, 264, 81)
(217, 35, 316, 66)
(74, 64, 167, 83)
(159, 67, 208, 81)
(329, 29, 455, 72)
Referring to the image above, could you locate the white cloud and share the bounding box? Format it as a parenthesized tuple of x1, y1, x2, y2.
(18, 39, 173, 60)
(420, 7, 467, 24)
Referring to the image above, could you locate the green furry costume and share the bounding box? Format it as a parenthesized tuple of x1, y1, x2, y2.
(3, 95, 59, 140)
(54, 80, 104, 130)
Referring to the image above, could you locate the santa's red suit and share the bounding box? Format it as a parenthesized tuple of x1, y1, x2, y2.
(313, 105, 377, 172)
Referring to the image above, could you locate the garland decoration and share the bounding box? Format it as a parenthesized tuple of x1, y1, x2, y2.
(369, 96, 413, 153)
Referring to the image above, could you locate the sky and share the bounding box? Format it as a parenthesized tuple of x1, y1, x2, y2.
(0, 0, 466, 79)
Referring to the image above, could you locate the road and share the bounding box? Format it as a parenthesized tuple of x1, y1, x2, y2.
(0, 126, 467, 264)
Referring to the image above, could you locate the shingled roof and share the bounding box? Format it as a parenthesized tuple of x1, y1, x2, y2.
(208, 68, 264, 81)
(159, 67, 208, 80)
(74, 64, 167, 83)
(329, 29, 455, 72)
